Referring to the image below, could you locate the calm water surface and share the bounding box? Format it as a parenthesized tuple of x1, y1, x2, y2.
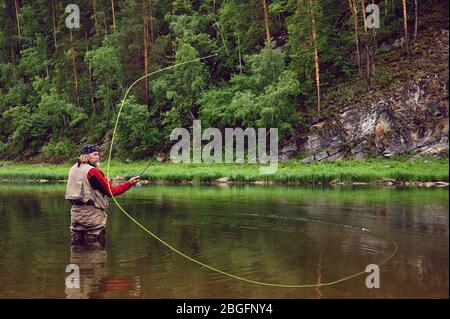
(0, 184, 447, 298)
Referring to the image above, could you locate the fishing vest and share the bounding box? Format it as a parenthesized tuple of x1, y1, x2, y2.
(65, 163, 109, 210)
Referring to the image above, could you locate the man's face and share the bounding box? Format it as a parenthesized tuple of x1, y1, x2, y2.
(87, 151, 100, 165)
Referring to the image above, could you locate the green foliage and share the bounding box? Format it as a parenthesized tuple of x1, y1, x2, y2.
(2, 90, 86, 158)
(85, 37, 122, 110)
(0, 157, 448, 183)
(0, 0, 445, 161)
(218, 0, 266, 53)
(116, 96, 162, 159)
(0, 141, 6, 157)
(3, 106, 51, 157)
(372, 68, 394, 88)
(39, 91, 87, 130)
(17, 37, 48, 78)
(41, 139, 77, 162)
(200, 46, 302, 138)
(152, 42, 208, 133)
(167, 13, 217, 57)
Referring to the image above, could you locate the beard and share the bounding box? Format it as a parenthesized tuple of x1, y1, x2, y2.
(89, 161, 100, 167)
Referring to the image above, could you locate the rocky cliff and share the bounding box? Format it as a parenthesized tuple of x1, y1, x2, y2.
(282, 29, 449, 163)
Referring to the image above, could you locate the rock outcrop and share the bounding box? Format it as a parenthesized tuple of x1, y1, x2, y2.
(282, 29, 449, 163)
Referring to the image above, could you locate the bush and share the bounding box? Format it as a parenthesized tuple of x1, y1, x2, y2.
(0, 141, 6, 157)
(372, 68, 393, 88)
(116, 96, 162, 159)
(42, 139, 77, 162)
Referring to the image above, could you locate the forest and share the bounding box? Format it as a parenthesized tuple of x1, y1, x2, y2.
(0, 0, 444, 162)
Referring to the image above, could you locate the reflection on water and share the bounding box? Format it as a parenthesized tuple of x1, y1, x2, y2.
(65, 245, 142, 299)
(65, 245, 107, 299)
(0, 184, 447, 298)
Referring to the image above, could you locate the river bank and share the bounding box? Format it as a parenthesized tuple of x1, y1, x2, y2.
(0, 157, 448, 187)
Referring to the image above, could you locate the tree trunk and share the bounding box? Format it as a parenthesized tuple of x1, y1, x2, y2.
(104, 14, 108, 36)
(84, 30, 89, 53)
(371, 0, 377, 75)
(14, 0, 20, 37)
(262, 0, 271, 45)
(149, 0, 155, 44)
(308, 0, 321, 118)
(348, 0, 361, 75)
(92, 0, 99, 35)
(69, 29, 80, 108)
(238, 35, 243, 75)
(107, 75, 112, 110)
(360, 0, 371, 86)
(88, 64, 96, 113)
(10, 43, 16, 80)
(143, 0, 149, 106)
(52, 0, 57, 50)
(414, 0, 418, 41)
(111, 0, 116, 31)
(85, 31, 95, 113)
(402, 0, 409, 56)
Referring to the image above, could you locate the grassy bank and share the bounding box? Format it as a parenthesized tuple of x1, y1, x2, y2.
(0, 157, 448, 185)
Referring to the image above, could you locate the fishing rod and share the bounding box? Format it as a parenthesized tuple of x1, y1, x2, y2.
(134, 157, 161, 188)
(138, 160, 153, 178)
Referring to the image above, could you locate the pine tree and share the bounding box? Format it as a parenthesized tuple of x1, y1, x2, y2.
(14, 0, 21, 37)
(91, 0, 99, 35)
(262, 0, 271, 45)
(348, 0, 361, 75)
(309, 0, 321, 117)
(69, 28, 80, 107)
(51, 0, 57, 50)
(414, 0, 418, 41)
(111, 0, 116, 31)
(360, 0, 371, 86)
(143, 0, 149, 106)
(402, 0, 409, 56)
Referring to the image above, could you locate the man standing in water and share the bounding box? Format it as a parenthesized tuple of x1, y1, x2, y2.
(65, 145, 140, 246)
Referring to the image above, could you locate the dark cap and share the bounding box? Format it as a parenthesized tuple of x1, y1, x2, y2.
(79, 144, 98, 155)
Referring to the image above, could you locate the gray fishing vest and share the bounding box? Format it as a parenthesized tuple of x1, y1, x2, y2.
(65, 163, 109, 210)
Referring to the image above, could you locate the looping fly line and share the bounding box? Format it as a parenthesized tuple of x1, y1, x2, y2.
(106, 54, 398, 288)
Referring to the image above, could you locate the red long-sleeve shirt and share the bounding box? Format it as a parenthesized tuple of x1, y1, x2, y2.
(87, 167, 131, 196)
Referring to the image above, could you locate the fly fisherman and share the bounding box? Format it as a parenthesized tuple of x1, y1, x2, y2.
(65, 145, 140, 246)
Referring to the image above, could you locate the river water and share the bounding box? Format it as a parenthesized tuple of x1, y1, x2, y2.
(0, 184, 447, 298)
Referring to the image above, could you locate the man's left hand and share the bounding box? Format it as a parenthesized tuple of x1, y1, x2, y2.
(129, 176, 141, 185)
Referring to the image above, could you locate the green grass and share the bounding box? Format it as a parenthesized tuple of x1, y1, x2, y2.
(0, 157, 448, 184)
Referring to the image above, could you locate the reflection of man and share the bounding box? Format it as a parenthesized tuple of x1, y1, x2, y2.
(65, 245, 143, 299)
(65, 245, 107, 299)
(65, 144, 140, 245)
